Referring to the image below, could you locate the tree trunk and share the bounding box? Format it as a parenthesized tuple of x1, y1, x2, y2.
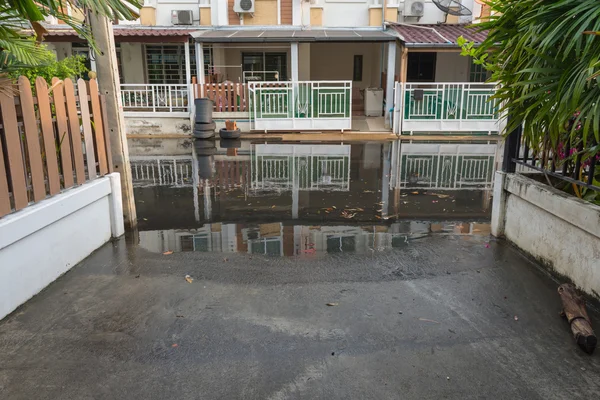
(558, 283, 597, 354)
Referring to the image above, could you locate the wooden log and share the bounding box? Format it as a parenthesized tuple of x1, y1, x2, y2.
(558, 283, 597, 354)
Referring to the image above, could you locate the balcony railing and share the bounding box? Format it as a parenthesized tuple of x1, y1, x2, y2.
(120, 84, 189, 113)
(394, 82, 501, 134)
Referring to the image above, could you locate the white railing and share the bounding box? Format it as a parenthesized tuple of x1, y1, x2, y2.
(130, 156, 193, 187)
(248, 81, 352, 131)
(121, 84, 190, 113)
(394, 82, 501, 134)
(251, 144, 351, 191)
(389, 142, 498, 190)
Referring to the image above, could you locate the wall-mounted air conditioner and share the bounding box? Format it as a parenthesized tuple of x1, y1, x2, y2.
(404, 0, 425, 17)
(234, 0, 255, 13)
(171, 10, 193, 25)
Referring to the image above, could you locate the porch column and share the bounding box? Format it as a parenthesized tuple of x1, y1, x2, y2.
(385, 41, 396, 128)
(184, 40, 192, 113)
(195, 41, 205, 97)
(291, 42, 299, 82)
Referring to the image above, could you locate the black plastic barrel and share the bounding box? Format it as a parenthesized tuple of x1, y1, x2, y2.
(194, 98, 214, 124)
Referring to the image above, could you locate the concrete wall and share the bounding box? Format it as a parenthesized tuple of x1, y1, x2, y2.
(310, 42, 381, 89)
(120, 43, 145, 84)
(155, 0, 200, 26)
(322, 1, 370, 27)
(434, 52, 470, 82)
(492, 172, 600, 299)
(0, 174, 124, 320)
(125, 114, 192, 135)
(124, 113, 252, 135)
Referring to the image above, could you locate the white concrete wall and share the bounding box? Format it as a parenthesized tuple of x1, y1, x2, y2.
(124, 113, 252, 134)
(53, 42, 73, 61)
(0, 174, 125, 320)
(155, 0, 200, 26)
(120, 43, 146, 84)
(434, 52, 470, 82)
(492, 172, 600, 299)
(321, 1, 371, 27)
(125, 113, 192, 135)
(310, 42, 381, 89)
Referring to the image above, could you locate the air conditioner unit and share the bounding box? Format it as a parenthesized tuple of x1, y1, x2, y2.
(171, 10, 193, 25)
(404, 0, 425, 17)
(234, 0, 255, 13)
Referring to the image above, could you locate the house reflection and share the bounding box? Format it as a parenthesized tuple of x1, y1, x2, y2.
(138, 221, 491, 257)
(129, 140, 498, 228)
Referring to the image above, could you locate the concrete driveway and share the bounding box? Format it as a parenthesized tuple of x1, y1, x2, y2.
(1, 233, 599, 399)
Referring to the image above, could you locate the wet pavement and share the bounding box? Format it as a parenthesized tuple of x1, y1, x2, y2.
(1, 139, 600, 399)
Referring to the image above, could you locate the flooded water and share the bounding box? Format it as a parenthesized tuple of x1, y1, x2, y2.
(129, 138, 500, 257)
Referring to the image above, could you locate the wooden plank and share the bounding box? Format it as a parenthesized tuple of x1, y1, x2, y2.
(18, 76, 46, 202)
(100, 94, 114, 173)
(227, 83, 234, 112)
(51, 78, 74, 188)
(77, 79, 97, 179)
(219, 83, 225, 112)
(63, 78, 86, 184)
(0, 92, 28, 210)
(35, 77, 61, 195)
(87, 79, 108, 175)
(0, 132, 11, 216)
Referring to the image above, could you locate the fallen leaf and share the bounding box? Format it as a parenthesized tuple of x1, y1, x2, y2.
(271, 205, 276, 208)
(485, 243, 491, 248)
(332, 206, 337, 209)
(437, 194, 450, 199)
(411, 191, 419, 194)
(143, 218, 148, 221)
(326, 302, 339, 307)
(185, 275, 193, 283)
(163, 250, 173, 255)
(172, 343, 178, 348)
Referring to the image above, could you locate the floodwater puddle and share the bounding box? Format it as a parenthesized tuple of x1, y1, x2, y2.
(128, 138, 499, 256)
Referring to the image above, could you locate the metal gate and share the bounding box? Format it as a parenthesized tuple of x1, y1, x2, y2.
(248, 81, 352, 132)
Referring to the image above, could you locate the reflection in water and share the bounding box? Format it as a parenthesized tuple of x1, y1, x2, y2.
(128, 139, 498, 231)
(138, 221, 491, 257)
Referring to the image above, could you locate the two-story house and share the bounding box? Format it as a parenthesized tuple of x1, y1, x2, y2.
(38, 0, 499, 135)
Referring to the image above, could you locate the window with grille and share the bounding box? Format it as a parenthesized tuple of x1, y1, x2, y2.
(469, 59, 490, 82)
(145, 44, 197, 84)
(203, 45, 212, 76)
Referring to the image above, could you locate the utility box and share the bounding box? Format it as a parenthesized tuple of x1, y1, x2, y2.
(364, 88, 384, 117)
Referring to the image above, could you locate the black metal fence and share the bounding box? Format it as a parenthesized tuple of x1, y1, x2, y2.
(502, 126, 600, 193)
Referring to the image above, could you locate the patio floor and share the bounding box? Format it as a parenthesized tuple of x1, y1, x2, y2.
(1, 233, 599, 399)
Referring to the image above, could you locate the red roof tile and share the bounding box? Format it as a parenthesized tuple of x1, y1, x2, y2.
(388, 23, 488, 47)
(37, 25, 195, 38)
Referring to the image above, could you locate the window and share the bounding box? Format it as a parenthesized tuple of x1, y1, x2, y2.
(145, 44, 197, 84)
(203, 45, 212, 77)
(353, 55, 363, 82)
(242, 52, 287, 82)
(71, 44, 123, 81)
(469, 58, 490, 82)
(407, 52, 436, 82)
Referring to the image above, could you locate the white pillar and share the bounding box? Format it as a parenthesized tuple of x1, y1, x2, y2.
(184, 40, 192, 113)
(291, 42, 299, 82)
(385, 41, 396, 128)
(196, 41, 205, 97)
(292, 0, 301, 25)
